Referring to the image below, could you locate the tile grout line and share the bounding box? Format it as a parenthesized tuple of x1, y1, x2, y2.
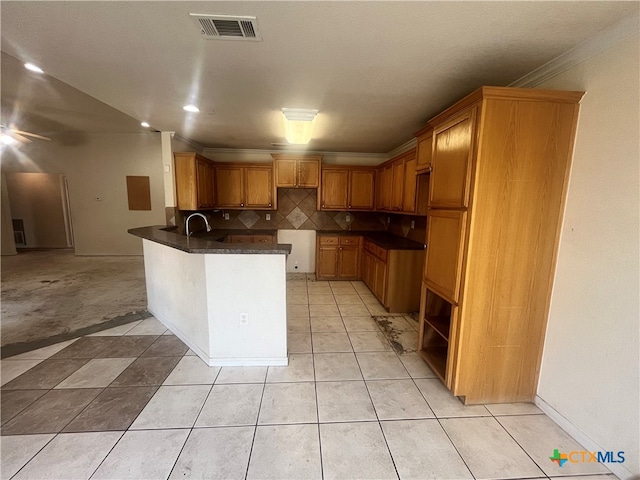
(308, 277, 325, 480)
(86, 430, 127, 480)
(242, 369, 268, 480)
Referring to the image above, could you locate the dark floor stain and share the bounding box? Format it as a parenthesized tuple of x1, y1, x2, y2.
(373, 315, 404, 354)
(1, 310, 153, 359)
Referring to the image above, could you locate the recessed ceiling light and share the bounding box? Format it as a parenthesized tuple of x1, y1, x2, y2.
(282, 108, 318, 144)
(183, 105, 200, 113)
(141, 122, 150, 128)
(0, 134, 16, 145)
(24, 63, 44, 74)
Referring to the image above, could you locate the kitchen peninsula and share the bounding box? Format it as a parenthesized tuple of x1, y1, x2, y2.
(129, 226, 292, 366)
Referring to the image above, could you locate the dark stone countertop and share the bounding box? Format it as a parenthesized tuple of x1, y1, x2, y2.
(128, 226, 291, 255)
(317, 230, 425, 250)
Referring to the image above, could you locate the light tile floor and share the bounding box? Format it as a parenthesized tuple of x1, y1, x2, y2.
(1, 274, 616, 480)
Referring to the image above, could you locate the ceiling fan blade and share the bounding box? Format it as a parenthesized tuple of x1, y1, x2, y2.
(10, 132, 32, 143)
(10, 129, 51, 141)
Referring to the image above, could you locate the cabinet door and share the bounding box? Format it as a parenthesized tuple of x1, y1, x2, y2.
(317, 246, 339, 279)
(373, 257, 388, 304)
(376, 165, 392, 210)
(338, 246, 360, 279)
(274, 159, 296, 187)
(424, 209, 467, 303)
(390, 159, 405, 211)
(361, 250, 373, 288)
(402, 156, 417, 213)
(349, 170, 375, 210)
(215, 166, 244, 208)
(416, 130, 433, 173)
(430, 108, 476, 209)
(321, 169, 349, 210)
(228, 235, 251, 244)
(245, 166, 273, 209)
(252, 235, 275, 244)
(298, 159, 320, 188)
(196, 158, 214, 208)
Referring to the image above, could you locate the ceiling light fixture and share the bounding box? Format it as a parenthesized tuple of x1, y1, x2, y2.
(24, 62, 44, 74)
(141, 122, 150, 128)
(183, 105, 200, 113)
(282, 108, 318, 145)
(0, 134, 16, 145)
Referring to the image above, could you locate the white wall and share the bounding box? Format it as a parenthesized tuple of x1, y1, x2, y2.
(278, 229, 317, 273)
(537, 34, 639, 477)
(1, 133, 165, 255)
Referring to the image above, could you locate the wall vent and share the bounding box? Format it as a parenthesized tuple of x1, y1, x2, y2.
(190, 14, 262, 41)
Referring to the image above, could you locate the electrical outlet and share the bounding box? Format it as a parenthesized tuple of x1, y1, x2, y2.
(411, 220, 415, 229)
(294, 261, 299, 270)
(239, 313, 249, 326)
(387, 216, 391, 224)
(224, 213, 229, 220)
(266, 213, 271, 221)
(346, 214, 351, 222)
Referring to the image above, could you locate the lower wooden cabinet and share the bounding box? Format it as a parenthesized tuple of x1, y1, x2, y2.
(316, 236, 362, 280)
(227, 234, 275, 244)
(361, 239, 423, 313)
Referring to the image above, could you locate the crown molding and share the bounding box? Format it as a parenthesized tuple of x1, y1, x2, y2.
(172, 133, 205, 152)
(202, 147, 389, 160)
(387, 137, 417, 159)
(510, 13, 639, 88)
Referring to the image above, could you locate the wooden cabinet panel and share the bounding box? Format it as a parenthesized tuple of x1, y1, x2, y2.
(430, 108, 476, 209)
(390, 160, 405, 211)
(321, 169, 349, 210)
(245, 167, 273, 209)
(317, 246, 339, 279)
(424, 209, 467, 303)
(252, 234, 275, 244)
(272, 155, 321, 188)
(338, 246, 360, 279)
(376, 165, 392, 210)
(372, 257, 387, 303)
(416, 129, 433, 174)
(349, 170, 375, 210)
(402, 156, 417, 213)
(274, 159, 296, 187)
(298, 159, 320, 188)
(174, 152, 215, 211)
(215, 166, 244, 208)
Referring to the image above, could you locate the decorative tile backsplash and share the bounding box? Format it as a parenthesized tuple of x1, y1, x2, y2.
(177, 188, 427, 243)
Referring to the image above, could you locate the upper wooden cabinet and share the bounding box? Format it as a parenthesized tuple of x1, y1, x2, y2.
(174, 152, 215, 210)
(272, 154, 321, 188)
(429, 108, 476, 209)
(416, 86, 584, 404)
(375, 148, 424, 215)
(215, 163, 274, 210)
(320, 167, 375, 211)
(415, 127, 434, 174)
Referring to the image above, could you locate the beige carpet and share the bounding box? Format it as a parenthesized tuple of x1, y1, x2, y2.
(1, 250, 147, 347)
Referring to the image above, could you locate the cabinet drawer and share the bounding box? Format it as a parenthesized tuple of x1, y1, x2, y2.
(340, 236, 361, 246)
(375, 245, 388, 262)
(252, 235, 275, 244)
(319, 236, 339, 246)
(228, 235, 251, 244)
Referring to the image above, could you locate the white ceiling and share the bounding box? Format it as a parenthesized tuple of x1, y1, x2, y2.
(1, 1, 638, 153)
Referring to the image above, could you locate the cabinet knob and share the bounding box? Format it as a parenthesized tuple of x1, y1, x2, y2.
(241, 203, 244, 207)
(348, 206, 351, 209)
(269, 203, 272, 207)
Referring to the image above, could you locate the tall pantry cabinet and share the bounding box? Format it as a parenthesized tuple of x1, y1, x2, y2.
(417, 87, 584, 404)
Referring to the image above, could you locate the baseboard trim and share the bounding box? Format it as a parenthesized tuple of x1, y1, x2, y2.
(534, 395, 634, 479)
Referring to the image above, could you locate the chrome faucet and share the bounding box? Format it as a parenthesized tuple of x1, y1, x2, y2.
(185, 213, 212, 237)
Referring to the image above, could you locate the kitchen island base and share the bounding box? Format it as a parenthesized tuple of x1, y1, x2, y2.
(142, 238, 288, 366)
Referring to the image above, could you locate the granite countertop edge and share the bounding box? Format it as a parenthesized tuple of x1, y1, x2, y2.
(128, 226, 292, 255)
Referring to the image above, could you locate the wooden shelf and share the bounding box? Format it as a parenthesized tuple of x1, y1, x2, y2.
(424, 315, 450, 341)
(419, 348, 447, 383)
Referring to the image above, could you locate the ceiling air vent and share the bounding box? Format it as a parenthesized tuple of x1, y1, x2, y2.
(190, 14, 262, 41)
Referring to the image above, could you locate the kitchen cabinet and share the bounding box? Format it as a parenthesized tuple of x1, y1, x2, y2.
(227, 234, 276, 244)
(416, 86, 584, 404)
(415, 127, 433, 174)
(174, 152, 215, 210)
(374, 148, 425, 215)
(361, 238, 424, 313)
(316, 235, 362, 280)
(272, 154, 321, 188)
(215, 163, 274, 210)
(320, 167, 375, 211)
